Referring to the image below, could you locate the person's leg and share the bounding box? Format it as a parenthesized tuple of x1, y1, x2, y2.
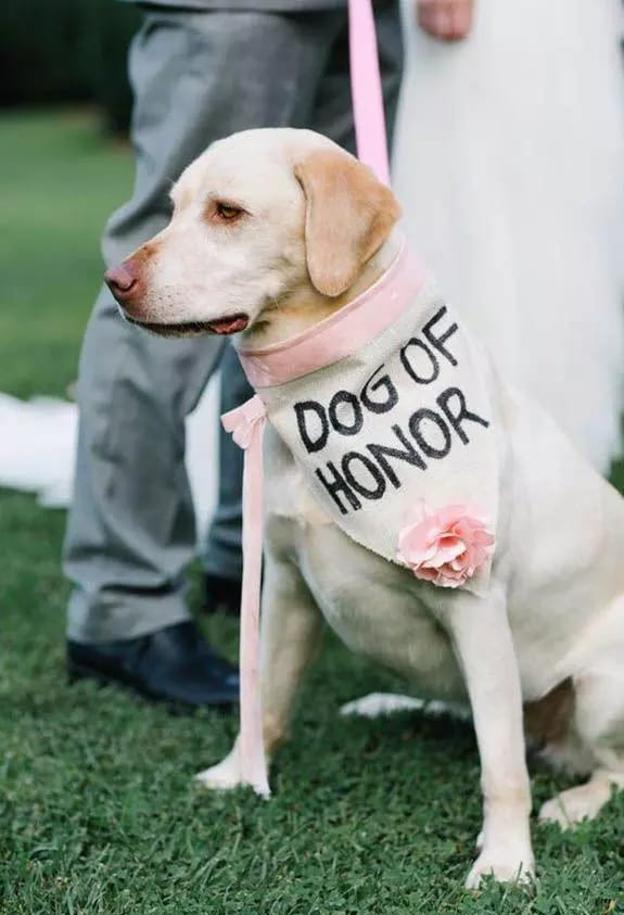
(202, 345, 252, 612)
(64, 7, 348, 692)
(201, 0, 404, 614)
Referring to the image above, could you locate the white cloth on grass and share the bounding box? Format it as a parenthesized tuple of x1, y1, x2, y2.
(0, 384, 219, 532)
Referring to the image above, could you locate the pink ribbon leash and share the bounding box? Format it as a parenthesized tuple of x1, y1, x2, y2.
(221, 395, 270, 798)
(348, 0, 391, 186)
(222, 0, 388, 798)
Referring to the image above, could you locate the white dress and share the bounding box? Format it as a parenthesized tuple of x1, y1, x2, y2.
(394, 0, 624, 470)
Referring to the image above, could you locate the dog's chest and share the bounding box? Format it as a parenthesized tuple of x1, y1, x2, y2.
(265, 433, 464, 699)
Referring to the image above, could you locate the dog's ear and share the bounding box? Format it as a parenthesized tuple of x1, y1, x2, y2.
(294, 150, 401, 298)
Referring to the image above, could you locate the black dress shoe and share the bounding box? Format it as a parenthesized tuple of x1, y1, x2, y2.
(67, 620, 239, 709)
(203, 573, 241, 616)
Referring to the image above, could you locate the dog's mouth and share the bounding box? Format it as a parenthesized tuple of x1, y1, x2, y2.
(126, 313, 249, 337)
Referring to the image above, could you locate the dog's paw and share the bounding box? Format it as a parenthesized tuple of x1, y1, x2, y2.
(465, 846, 535, 890)
(538, 782, 608, 829)
(195, 747, 242, 792)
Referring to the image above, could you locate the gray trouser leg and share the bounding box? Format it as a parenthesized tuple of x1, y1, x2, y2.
(201, 346, 253, 581)
(202, 0, 404, 580)
(64, 6, 371, 642)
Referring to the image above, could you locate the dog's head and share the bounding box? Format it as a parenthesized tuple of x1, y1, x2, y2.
(105, 129, 401, 340)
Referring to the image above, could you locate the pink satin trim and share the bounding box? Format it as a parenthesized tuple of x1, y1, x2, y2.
(221, 395, 270, 798)
(239, 243, 425, 389)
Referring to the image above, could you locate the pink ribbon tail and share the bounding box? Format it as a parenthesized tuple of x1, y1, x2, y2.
(221, 395, 270, 799)
(348, 0, 391, 187)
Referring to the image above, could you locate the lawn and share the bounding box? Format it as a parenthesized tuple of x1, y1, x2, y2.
(1, 109, 623, 915)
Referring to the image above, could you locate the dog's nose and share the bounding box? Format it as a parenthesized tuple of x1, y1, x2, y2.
(104, 261, 139, 303)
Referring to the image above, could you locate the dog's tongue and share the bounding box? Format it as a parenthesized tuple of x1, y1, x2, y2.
(207, 314, 249, 335)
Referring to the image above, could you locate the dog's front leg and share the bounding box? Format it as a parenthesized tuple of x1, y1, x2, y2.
(444, 588, 534, 889)
(196, 550, 323, 792)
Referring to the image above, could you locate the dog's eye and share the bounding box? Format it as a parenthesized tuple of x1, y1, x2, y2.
(214, 201, 245, 222)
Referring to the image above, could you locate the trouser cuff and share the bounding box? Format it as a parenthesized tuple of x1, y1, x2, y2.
(66, 587, 191, 644)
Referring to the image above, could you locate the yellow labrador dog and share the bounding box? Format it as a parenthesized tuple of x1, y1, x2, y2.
(105, 128, 624, 888)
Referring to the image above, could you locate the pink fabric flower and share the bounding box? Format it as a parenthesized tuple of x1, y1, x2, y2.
(397, 505, 494, 589)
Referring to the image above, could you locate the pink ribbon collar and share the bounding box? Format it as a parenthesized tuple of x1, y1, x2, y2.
(238, 242, 425, 390)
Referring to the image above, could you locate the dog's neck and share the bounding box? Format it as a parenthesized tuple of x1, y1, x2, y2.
(240, 230, 403, 349)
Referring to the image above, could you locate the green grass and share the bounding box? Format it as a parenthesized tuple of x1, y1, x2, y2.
(1, 109, 623, 915)
(0, 108, 132, 397)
